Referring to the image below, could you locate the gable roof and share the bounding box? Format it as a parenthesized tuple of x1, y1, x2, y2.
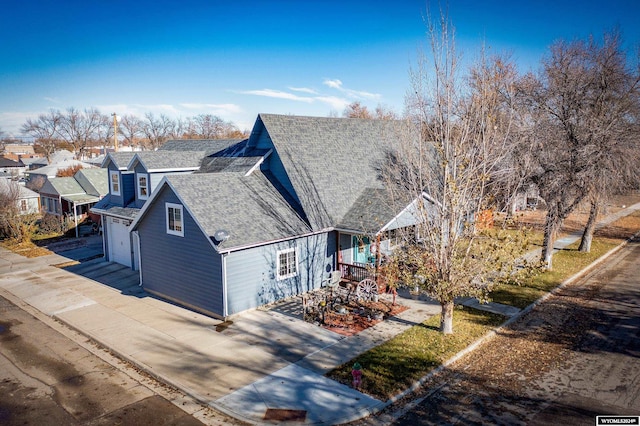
(159, 139, 245, 155)
(131, 171, 311, 252)
(0, 156, 25, 167)
(40, 176, 86, 196)
(75, 168, 108, 196)
(254, 114, 414, 231)
(128, 151, 207, 172)
(102, 152, 137, 170)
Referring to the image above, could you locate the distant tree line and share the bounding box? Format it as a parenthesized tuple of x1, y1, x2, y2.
(20, 109, 247, 160)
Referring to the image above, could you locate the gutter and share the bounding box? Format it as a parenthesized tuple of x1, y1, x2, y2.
(216, 227, 334, 254)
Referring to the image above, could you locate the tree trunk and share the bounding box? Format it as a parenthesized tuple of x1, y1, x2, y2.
(541, 212, 559, 270)
(578, 201, 599, 252)
(440, 300, 454, 334)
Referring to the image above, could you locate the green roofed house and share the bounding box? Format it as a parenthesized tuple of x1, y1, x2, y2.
(128, 114, 434, 319)
(39, 168, 108, 236)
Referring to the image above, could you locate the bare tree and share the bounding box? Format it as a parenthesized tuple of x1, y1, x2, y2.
(142, 113, 174, 150)
(517, 31, 640, 266)
(170, 117, 187, 139)
(185, 114, 243, 139)
(343, 101, 373, 118)
(343, 101, 398, 119)
(576, 33, 640, 252)
(57, 107, 104, 159)
(0, 181, 38, 242)
(119, 114, 144, 150)
(0, 181, 21, 239)
(21, 109, 61, 161)
(382, 12, 525, 334)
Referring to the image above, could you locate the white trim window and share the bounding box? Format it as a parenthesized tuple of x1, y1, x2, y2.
(137, 173, 149, 199)
(109, 170, 121, 196)
(166, 203, 184, 237)
(276, 247, 297, 280)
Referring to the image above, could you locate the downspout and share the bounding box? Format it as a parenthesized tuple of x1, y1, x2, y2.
(222, 253, 228, 318)
(73, 201, 78, 238)
(375, 233, 381, 287)
(134, 231, 142, 286)
(100, 214, 106, 260)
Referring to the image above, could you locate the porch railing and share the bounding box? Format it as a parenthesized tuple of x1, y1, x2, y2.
(338, 262, 373, 283)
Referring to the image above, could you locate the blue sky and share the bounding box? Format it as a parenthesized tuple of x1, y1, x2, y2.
(1, 0, 639, 136)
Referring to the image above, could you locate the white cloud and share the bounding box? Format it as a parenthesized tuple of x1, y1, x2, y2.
(237, 89, 314, 103)
(323, 78, 381, 100)
(288, 87, 318, 95)
(314, 96, 351, 111)
(43, 97, 62, 104)
(323, 79, 343, 90)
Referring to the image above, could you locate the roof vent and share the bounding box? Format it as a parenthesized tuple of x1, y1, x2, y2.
(214, 229, 230, 243)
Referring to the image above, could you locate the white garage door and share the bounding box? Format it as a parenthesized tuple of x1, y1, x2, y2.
(108, 217, 132, 268)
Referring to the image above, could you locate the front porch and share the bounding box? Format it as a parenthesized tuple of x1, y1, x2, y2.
(336, 231, 387, 292)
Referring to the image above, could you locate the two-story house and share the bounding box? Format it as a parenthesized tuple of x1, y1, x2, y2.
(128, 114, 433, 319)
(91, 140, 245, 269)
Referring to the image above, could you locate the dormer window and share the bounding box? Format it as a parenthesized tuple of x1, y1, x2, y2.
(109, 170, 121, 196)
(138, 174, 149, 200)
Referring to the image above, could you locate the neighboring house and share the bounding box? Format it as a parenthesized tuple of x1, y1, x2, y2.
(0, 179, 40, 214)
(27, 158, 95, 180)
(128, 114, 430, 319)
(91, 139, 244, 270)
(39, 168, 108, 235)
(0, 156, 27, 178)
(3, 144, 35, 157)
(511, 184, 543, 213)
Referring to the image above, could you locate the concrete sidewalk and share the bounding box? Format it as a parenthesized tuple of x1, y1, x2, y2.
(1, 202, 638, 425)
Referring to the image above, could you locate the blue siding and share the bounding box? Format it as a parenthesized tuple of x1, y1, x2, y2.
(137, 185, 224, 317)
(121, 172, 135, 206)
(225, 232, 336, 315)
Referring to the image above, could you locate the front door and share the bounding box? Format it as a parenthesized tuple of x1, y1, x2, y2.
(352, 235, 371, 265)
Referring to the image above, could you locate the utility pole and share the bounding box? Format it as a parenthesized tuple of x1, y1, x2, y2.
(111, 113, 118, 152)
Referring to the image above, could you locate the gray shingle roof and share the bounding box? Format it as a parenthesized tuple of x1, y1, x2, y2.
(163, 172, 310, 251)
(337, 187, 404, 232)
(258, 114, 412, 231)
(44, 177, 86, 196)
(104, 152, 136, 170)
(131, 151, 207, 172)
(91, 194, 140, 219)
(75, 168, 108, 196)
(197, 156, 263, 174)
(159, 139, 245, 155)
